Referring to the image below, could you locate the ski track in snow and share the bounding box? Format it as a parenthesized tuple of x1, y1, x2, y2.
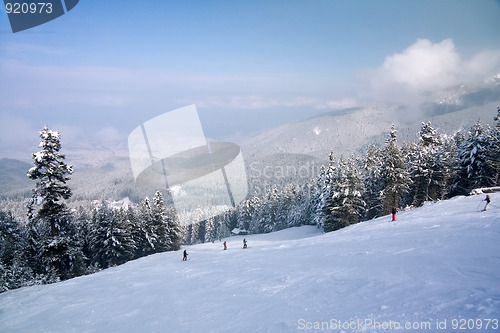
(1, 194, 499, 332)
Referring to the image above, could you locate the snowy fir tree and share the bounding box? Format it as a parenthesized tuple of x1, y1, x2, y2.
(89, 204, 135, 269)
(456, 121, 495, 194)
(0, 211, 34, 291)
(380, 125, 410, 214)
(237, 198, 255, 232)
(204, 217, 216, 243)
(323, 156, 365, 232)
(27, 126, 73, 237)
(317, 151, 337, 231)
(25, 126, 86, 280)
(490, 106, 500, 186)
(312, 165, 327, 228)
(137, 198, 157, 255)
(258, 186, 280, 233)
(363, 143, 384, 220)
(150, 191, 170, 252)
(165, 206, 182, 251)
(410, 122, 446, 206)
(281, 182, 303, 228)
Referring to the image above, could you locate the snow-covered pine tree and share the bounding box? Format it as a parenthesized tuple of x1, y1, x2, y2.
(137, 198, 156, 255)
(300, 180, 318, 226)
(125, 205, 147, 259)
(165, 207, 181, 251)
(324, 156, 365, 231)
(282, 182, 302, 228)
(456, 121, 495, 193)
(151, 191, 170, 252)
(237, 198, 254, 232)
(190, 221, 201, 244)
(318, 151, 338, 231)
(490, 107, 500, 186)
(275, 184, 296, 231)
(246, 195, 261, 234)
(411, 122, 445, 206)
(212, 210, 230, 240)
(342, 157, 366, 225)
(0, 211, 24, 269)
(363, 143, 384, 220)
(0, 210, 34, 292)
(312, 165, 327, 228)
(89, 204, 135, 269)
(437, 135, 458, 200)
(381, 125, 410, 214)
(204, 217, 216, 243)
(450, 131, 468, 196)
(27, 126, 73, 237)
(26, 126, 85, 280)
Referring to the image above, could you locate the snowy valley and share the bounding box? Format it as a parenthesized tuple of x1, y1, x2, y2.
(1, 192, 499, 333)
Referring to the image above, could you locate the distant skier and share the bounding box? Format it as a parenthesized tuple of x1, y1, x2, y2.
(243, 238, 247, 249)
(183, 250, 188, 261)
(391, 207, 397, 221)
(223, 241, 227, 250)
(483, 194, 491, 211)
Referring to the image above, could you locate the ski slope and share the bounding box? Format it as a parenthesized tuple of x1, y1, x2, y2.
(1, 194, 499, 332)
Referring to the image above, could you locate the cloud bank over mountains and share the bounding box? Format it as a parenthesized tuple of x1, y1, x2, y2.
(361, 38, 500, 106)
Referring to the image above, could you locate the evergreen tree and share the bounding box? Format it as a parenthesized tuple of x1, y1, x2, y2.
(204, 217, 216, 243)
(137, 198, 157, 255)
(282, 182, 303, 228)
(324, 156, 365, 232)
(411, 122, 445, 206)
(0, 211, 24, 268)
(257, 186, 279, 233)
(318, 151, 337, 231)
(27, 126, 73, 237)
(312, 166, 327, 228)
(456, 121, 495, 193)
(363, 143, 384, 220)
(25, 126, 82, 280)
(490, 107, 500, 185)
(151, 191, 169, 252)
(90, 204, 134, 268)
(165, 207, 182, 251)
(381, 125, 411, 214)
(237, 198, 254, 232)
(39, 216, 86, 281)
(0, 211, 34, 292)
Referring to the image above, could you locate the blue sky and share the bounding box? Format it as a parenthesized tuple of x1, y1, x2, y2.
(0, 0, 499, 160)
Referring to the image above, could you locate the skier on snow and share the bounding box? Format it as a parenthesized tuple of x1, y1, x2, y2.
(223, 241, 227, 250)
(243, 238, 247, 249)
(183, 250, 188, 261)
(483, 194, 491, 211)
(391, 207, 397, 221)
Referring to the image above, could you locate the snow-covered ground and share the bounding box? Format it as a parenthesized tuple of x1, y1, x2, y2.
(1, 193, 499, 332)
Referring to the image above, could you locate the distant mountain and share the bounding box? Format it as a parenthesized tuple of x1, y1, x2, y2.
(241, 78, 499, 191)
(0, 158, 32, 199)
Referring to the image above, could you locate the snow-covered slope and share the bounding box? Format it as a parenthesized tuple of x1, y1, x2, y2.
(1, 193, 499, 333)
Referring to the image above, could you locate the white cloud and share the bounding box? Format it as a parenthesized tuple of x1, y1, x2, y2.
(381, 38, 460, 90)
(361, 38, 500, 104)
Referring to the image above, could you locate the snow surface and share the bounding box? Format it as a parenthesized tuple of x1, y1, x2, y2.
(1, 194, 499, 333)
